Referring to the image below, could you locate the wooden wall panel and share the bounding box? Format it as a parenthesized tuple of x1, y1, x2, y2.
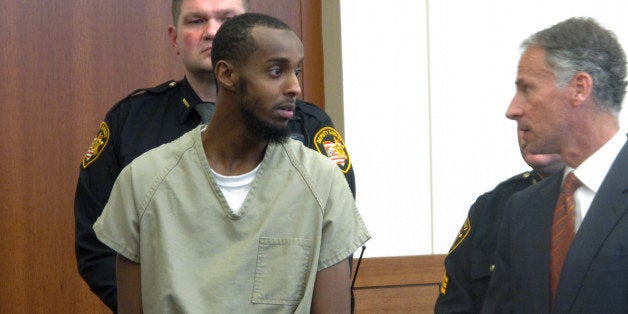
(352, 255, 446, 313)
(300, 0, 325, 107)
(0, 1, 322, 312)
(354, 286, 439, 313)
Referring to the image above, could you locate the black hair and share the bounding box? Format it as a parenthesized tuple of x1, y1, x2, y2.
(210, 13, 292, 71)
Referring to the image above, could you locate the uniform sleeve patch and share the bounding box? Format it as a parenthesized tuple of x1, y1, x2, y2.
(447, 217, 471, 255)
(313, 126, 351, 173)
(81, 122, 110, 169)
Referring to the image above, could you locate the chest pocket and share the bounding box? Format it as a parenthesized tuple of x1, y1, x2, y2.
(252, 237, 313, 305)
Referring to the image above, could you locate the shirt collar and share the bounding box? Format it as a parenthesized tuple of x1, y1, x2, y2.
(571, 130, 626, 193)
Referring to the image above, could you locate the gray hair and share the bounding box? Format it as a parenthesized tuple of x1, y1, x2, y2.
(522, 17, 627, 115)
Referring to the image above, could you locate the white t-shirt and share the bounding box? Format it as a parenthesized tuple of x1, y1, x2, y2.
(211, 164, 260, 215)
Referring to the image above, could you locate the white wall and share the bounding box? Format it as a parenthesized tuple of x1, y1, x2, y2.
(330, 0, 628, 258)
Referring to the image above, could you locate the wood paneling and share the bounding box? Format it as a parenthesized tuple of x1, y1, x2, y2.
(353, 255, 446, 313)
(0, 1, 322, 312)
(300, 0, 325, 107)
(354, 286, 439, 314)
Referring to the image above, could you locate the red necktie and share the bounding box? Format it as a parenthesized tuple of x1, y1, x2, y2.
(549, 172, 581, 303)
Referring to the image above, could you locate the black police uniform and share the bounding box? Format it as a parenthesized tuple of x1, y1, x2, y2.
(434, 170, 542, 313)
(74, 78, 356, 311)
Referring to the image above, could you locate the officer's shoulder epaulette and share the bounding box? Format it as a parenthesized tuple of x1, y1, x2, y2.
(295, 99, 329, 119)
(482, 170, 536, 199)
(503, 170, 539, 185)
(504, 170, 529, 182)
(125, 80, 179, 98)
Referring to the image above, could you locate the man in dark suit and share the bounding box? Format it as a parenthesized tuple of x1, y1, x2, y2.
(482, 17, 628, 313)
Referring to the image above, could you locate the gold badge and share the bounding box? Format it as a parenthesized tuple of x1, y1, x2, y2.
(81, 122, 110, 168)
(313, 126, 351, 173)
(448, 218, 471, 254)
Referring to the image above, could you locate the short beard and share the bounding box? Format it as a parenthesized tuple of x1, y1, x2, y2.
(237, 81, 289, 144)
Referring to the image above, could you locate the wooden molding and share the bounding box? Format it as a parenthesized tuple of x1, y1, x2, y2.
(300, 0, 325, 107)
(351, 254, 446, 313)
(353, 254, 446, 288)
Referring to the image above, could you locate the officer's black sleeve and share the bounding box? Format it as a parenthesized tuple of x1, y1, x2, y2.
(74, 108, 124, 311)
(435, 194, 490, 314)
(481, 198, 514, 313)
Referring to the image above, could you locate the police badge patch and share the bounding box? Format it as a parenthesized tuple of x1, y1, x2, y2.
(447, 217, 471, 254)
(313, 126, 351, 173)
(82, 122, 110, 168)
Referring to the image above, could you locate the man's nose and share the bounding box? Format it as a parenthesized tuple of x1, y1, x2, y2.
(505, 96, 523, 120)
(285, 72, 302, 98)
(204, 19, 221, 40)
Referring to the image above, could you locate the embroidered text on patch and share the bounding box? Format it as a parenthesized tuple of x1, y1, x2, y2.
(313, 127, 351, 173)
(82, 122, 110, 168)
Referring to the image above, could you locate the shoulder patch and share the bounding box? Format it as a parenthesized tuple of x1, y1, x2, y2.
(81, 122, 110, 168)
(447, 218, 471, 255)
(313, 126, 351, 173)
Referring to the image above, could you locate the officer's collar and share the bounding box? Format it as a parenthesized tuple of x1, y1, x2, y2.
(177, 77, 206, 124)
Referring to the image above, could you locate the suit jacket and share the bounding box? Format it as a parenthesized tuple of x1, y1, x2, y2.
(483, 137, 628, 313)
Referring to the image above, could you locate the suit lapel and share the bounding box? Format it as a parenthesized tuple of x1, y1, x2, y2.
(517, 171, 562, 312)
(554, 138, 628, 312)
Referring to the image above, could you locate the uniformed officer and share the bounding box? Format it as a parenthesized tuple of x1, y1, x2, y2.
(74, 0, 355, 311)
(434, 133, 564, 313)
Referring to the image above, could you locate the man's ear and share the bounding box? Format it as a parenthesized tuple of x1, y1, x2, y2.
(215, 60, 238, 92)
(571, 72, 593, 107)
(168, 25, 179, 54)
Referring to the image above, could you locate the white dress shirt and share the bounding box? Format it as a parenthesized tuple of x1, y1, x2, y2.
(568, 130, 626, 231)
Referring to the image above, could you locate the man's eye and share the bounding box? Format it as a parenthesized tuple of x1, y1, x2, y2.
(294, 68, 302, 76)
(189, 19, 204, 25)
(270, 68, 283, 76)
(517, 84, 529, 94)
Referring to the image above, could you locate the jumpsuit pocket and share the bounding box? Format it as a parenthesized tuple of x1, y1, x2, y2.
(252, 237, 312, 305)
